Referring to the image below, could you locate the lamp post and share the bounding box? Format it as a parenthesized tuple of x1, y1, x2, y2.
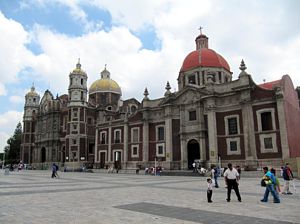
(154, 156, 157, 176)
(2, 152, 5, 169)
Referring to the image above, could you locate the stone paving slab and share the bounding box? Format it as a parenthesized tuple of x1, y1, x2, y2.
(0, 170, 299, 224)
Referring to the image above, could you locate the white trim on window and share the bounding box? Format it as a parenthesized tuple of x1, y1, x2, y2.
(224, 115, 240, 136)
(98, 150, 107, 162)
(131, 127, 139, 143)
(156, 143, 165, 157)
(100, 131, 107, 144)
(256, 108, 276, 132)
(226, 137, 241, 155)
(131, 144, 139, 158)
(156, 125, 165, 141)
(259, 133, 277, 153)
(113, 150, 122, 162)
(114, 129, 122, 143)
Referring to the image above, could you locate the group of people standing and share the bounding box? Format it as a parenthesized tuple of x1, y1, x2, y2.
(206, 162, 294, 204)
(207, 163, 241, 203)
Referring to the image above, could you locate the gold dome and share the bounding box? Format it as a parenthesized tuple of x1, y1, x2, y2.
(26, 86, 39, 97)
(70, 59, 87, 77)
(89, 67, 121, 95)
(89, 79, 122, 95)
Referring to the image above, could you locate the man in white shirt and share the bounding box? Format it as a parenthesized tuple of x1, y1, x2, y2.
(223, 163, 241, 202)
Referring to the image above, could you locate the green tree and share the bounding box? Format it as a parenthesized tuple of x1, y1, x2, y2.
(4, 122, 22, 164)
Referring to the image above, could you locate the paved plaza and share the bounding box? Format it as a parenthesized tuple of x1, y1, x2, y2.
(0, 170, 299, 224)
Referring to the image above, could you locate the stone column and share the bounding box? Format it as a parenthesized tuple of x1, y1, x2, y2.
(124, 119, 129, 164)
(276, 95, 289, 159)
(241, 101, 257, 160)
(180, 137, 187, 169)
(108, 126, 112, 162)
(207, 107, 218, 164)
(165, 108, 173, 165)
(143, 120, 149, 162)
(94, 129, 98, 163)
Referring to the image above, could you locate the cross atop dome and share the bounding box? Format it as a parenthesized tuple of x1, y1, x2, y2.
(199, 26, 203, 35)
(195, 27, 208, 50)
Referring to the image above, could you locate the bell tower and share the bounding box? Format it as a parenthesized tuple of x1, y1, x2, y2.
(66, 59, 89, 167)
(21, 84, 40, 164)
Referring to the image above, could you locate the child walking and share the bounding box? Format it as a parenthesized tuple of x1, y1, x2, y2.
(207, 178, 213, 203)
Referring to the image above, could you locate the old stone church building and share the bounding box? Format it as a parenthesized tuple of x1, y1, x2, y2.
(20, 32, 300, 170)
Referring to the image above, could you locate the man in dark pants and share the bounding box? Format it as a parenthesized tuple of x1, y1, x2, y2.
(223, 163, 241, 202)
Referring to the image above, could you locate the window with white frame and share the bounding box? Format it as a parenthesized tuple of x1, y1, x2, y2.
(224, 115, 240, 135)
(131, 127, 139, 143)
(259, 133, 277, 153)
(156, 143, 165, 157)
(156, 126, 165, 141)
(113, 150, 122, 162)
(100, 131, 106, 144)
(131, 145, 139, 158)
(114, 129, 121, 143)
(226, 137, 241, 155)
(256, 108, 276, 132)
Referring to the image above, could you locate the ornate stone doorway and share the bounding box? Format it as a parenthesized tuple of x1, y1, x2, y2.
(187, 139, 200, 169)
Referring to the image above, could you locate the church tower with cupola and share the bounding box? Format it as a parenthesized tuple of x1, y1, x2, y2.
(65, 59, 89, 167)
(178, 30, 232, 91)
(21, 85, 40, 163)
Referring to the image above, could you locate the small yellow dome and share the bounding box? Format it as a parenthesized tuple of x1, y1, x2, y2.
(89, 67, 122, 95)
(89, 79, 122, 95)
(70, 59, 87, 77)
(26, 86, 39, 97)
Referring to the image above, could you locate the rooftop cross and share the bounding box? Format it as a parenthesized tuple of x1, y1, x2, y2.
(198, 26, 203, 35)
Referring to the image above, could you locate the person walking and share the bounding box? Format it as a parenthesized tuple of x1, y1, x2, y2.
(207, 178, 213, 203)
(261, 167, 280, 203)
(211, 165, 219, 188)
(270, 168, 281, 193)
(223, 163, 241, 202)
(282, 163, 294, 195)
(51, 163, 57, 178)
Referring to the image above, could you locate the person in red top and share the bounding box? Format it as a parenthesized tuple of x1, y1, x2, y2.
(282, 163, 294, 195)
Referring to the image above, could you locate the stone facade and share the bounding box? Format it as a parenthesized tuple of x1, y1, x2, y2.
(20, 33, 300, 170)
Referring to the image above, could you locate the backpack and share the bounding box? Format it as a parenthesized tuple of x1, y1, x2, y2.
(55, 164, 59, 171)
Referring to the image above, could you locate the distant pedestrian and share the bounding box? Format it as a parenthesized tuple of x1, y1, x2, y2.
(192, 162, 196, 173)
(51, 163, 57, 178)
(236, 165, 241, 179)
(223, 163, 241, 202)
(282, 163, 294, 195)
(211, 165, 219, 188)
(261, 167, 280, 203)
(207, 178, 213, 203)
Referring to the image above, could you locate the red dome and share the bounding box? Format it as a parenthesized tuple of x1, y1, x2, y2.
(180, 48, 231, 72)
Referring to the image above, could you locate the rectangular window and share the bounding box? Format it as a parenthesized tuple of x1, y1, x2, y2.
(132, 128, 139, 143)
(156, 143, 165, 156)
(72, 139, 77, 145)
(230, 141, 237, 151)
(132, 146, 138, 155)
(264, 137, 273, 149)
(101, 132, 106, 144)
(218, 72, 222, 83)
(188, 75, 196, 84)
(157, 126, 165, 141)
(189, 111, 197, 121)
(261, 112, 273, 131)
(115, 130, 121, 143)
(228, 118, 238, 135)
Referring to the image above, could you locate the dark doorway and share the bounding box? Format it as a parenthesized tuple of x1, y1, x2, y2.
(41, 147, 46, 163)
(62, 146, 66, 163)
(187, 139, 200, 169)
(100, 152, 105, 168)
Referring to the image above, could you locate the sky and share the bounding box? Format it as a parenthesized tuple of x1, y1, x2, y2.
(0, 0, 300, 153)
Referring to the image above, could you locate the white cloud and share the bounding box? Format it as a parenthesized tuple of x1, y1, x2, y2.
(9, 96, 24, 104)
(0, 111, 23, 152)
(0, 83, 7, 96)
